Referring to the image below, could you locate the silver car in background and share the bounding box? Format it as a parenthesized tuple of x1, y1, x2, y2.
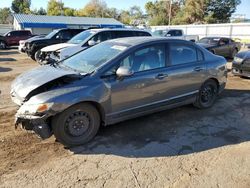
(11, 37, 227, 146)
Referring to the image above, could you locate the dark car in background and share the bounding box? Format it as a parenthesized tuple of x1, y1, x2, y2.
(0, 30, 33, 49)
(11, 37, 227, 146)
(197, 37, 241, 58)
(232, 49, 250, 77)
(25, 28, 85, 60)
(37, 28, 152, 64)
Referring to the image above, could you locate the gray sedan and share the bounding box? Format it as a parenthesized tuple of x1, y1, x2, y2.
(11, 37, 227, 146)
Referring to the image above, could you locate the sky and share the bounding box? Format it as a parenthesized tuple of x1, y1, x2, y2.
(0, 0, 250, 18)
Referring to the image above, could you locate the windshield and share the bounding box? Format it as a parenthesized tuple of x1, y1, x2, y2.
(61, 42, 128, 73)
(68, 30, 95, 44)
(199, 38, 219, 45)
(45, 30, 58, 39)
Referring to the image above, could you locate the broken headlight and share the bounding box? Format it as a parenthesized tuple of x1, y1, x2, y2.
(18, 103, 54, 115)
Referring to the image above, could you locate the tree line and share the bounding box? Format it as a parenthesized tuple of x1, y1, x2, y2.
(0, 0, 241, 26)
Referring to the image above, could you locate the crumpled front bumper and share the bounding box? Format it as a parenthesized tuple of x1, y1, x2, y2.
(232, 61, 250, 77)
(15, 113, 52, 139)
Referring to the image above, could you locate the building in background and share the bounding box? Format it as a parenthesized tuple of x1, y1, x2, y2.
(12, 14, 124, 35)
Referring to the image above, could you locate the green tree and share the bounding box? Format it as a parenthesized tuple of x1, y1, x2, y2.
(206, 0, 241, 23)
(145, 0, 181, 25)
(32, 7, 47, 15)
(47, 0, 64, 16)
(0, 8, 11, 24)
(11, 0, 31, 14)
(77, 0, 109, 17)
(64, 8, 75, 16)
(173, 0, 209, 24)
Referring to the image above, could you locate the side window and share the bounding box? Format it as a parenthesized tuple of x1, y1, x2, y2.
(115, 31, 131, 38)
(167, 30, 182, 37)
(170, 44, 197, 66)
(60, 30, 72, 40)
(91, 31, 112, 43)
(105, 44, 166, 75)
(135, 31, 151, 36)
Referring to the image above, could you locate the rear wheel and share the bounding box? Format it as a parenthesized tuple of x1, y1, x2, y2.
(0, 41, 7, 49)
(194, 80, 218, 109)
(52, 103, 100, 147)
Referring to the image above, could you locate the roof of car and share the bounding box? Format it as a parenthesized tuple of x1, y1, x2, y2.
(89, 28, 151, 33)
(108, 37, 189, 46)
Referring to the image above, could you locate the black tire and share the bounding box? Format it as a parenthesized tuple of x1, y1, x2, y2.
(0, 41, 7, 49)
(193, 80, 218, 109)
(52, 103, 100, 147)
(230, 48, 238, 59)
(34, 50, 42, 62)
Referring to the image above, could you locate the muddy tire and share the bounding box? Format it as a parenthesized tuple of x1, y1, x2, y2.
(193, 80, 218, 109)
(52, 103, 100, 147)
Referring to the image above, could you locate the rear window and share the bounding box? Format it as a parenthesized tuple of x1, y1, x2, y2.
(170, 43, 198, 66)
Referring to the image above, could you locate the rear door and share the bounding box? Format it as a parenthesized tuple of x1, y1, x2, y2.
(165, 42, 207, 97)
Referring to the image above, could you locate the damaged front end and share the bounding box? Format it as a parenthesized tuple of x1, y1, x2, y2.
(11, 65, 83, 139)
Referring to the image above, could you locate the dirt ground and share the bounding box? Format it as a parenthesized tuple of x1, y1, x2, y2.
(0, 48, 250, 188)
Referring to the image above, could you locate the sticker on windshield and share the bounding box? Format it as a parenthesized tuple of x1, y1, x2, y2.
(111, 45, 127, 51)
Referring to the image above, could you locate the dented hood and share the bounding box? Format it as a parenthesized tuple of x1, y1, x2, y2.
(11, 65, 78, 101)
(41, 43, 76, 52)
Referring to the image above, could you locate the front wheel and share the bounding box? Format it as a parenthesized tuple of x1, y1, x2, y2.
(193, 80, 218, 109)
(52, 103, 100, 147)
(34, 50, 42, 62)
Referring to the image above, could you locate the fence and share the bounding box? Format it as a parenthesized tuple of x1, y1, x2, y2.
(151, 23, 250, 43)
(0, 24, 13, 35)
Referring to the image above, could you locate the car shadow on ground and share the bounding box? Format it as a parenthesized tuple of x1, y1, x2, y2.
(69, 88, 250, 157)
(0, 58, 16, 62)
(0, 67, 12, 72)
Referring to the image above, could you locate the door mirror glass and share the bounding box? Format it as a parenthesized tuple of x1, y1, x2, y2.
(116, 66, 134, 77)
(88, 40, 96, 46)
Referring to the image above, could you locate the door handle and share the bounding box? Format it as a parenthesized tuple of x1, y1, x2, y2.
(155, 73, 168, 80)
(193, 67, 204, 72)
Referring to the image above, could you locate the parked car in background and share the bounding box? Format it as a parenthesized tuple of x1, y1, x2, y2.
(0, 30, 33, 49)
(18, 35, 46, 53)
(11, 37, 227, 146)
(37, 28, 152, 64)
(152, 29, 199, 42)
(232, 50, 250, 77)
(197, 37, 241, 58)
(25, 28, 85, 60)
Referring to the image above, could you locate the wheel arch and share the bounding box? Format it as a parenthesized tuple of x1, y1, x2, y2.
(204, 77, 220, 90)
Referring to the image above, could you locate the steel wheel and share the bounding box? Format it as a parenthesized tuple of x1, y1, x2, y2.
(194, 80, 218, 109)
(52, 103, 100, 147)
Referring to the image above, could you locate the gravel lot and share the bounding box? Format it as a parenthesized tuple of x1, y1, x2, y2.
(0, 48, 250, 188)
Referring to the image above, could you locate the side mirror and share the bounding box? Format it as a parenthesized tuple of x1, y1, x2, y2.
(116, 66, 134, 77)
(88, 40, 96, 46)
(55, 35, 60, 39)
(248, 45, 250, 49)
(166, 34, 171, 37)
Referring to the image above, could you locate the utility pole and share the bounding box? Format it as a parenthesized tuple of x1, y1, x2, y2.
(168, 0, 172, 26)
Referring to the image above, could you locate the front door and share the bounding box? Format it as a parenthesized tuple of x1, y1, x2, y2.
(104, 43, 170, 116)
